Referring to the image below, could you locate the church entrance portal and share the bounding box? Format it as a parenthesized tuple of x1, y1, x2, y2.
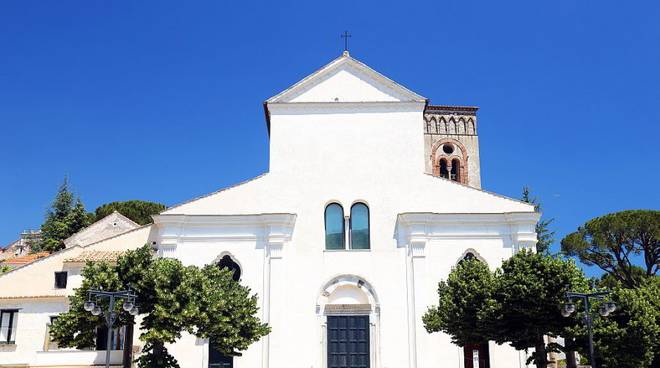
(327, 315, 370, 368)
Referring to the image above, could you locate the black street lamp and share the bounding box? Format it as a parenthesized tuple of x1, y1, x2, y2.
(84, 289, 138, 368)
(561, 291, 616, 368)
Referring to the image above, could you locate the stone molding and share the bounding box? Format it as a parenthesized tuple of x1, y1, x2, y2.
(395, 212, 540, 248)
(267, 101, 425, 115)
(152, 213, 296, 258)
(424, 114, 477, 136)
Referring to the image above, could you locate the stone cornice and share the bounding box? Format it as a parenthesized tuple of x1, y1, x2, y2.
(153, 213, 296, 227)
(153, 214, 297, 256)
(0, 295, 67, 301)
(267, 101, 425, 114)
(397, 212, 539, 226)
(425, 105, 479, 115)
(395, 212, 540, 253)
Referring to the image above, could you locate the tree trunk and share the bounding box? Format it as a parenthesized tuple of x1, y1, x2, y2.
(153, 340, 166, 365)
(566, 350, 578, 368)
(535, 335, 548, 368)
(122, 321, 134, 368)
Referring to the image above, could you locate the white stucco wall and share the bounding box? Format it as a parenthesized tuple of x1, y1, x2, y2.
(155, 78, 536, 368)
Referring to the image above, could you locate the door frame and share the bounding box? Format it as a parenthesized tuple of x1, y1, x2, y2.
(317, 275, 381, 368)
(326, 314, 371, 368)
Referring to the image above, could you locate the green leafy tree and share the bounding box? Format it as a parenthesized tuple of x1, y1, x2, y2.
(423, 258, 497, 346)
(492, 250, 589, 368)
(35, 178, 93, 253)
(597, 265, 649, 290)
(425, 250, 589, 368)
(561, 210, 659, 288)
(521, 186, 555, 254)
(0, 264, 11, 274)
(50, 245, 269, 368)
(565, 277, 660, 368)
(94, 200, 167, 225)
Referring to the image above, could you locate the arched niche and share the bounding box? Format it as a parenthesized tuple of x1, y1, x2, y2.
(327, 285, 370, 305)
(316, 274, 380, 315)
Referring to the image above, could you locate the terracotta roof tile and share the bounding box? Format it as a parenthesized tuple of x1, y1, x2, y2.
(63, 250, 125, 263)
(1, 252, 49, 265)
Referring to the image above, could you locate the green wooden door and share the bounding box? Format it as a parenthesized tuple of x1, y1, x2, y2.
(327, 315, 370, 368)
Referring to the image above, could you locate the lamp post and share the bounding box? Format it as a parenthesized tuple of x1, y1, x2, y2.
(561, 291, 616, 368)
(84, 289, 138, 368)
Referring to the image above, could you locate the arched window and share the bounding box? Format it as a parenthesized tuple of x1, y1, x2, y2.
(439, 159, 449, 179)
(462, 252, 477, 263)
(350, 203, 370, 249)
(458, 251, 486, 266)
(217, 255, 241, 282)
(451, 158, 461, 182)
(325, 203, 345, 250)
(208, 251, 237, 368)
(458, 249, 490, 368)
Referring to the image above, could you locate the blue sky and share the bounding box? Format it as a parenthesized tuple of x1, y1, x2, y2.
(1, 1, 658, 277)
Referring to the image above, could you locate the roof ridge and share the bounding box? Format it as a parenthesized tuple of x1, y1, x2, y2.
(62, 211, 141, 246)
(110, 210, 140, 227)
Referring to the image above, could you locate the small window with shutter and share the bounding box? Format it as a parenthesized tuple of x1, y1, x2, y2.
(0, 309, 19, 344)
(54, 272, 68, 289)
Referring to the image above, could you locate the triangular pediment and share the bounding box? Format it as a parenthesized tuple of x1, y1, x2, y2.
(266, 52, 426, 104)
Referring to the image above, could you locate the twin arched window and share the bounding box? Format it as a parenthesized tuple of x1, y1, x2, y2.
(439, 158, 461, 182)
(325, 202, 370, 250)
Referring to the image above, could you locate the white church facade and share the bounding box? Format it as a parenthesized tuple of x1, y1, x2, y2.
(0, 52, 539, 368)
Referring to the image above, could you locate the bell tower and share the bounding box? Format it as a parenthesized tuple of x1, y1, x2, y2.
(424, 105, 481, 188)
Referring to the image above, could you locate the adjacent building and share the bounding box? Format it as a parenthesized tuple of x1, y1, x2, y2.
(0, 213, 148, 368)
(1, 230, 41, 262)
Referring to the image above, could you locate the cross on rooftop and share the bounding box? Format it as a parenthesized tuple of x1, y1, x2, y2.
(341, 31, 351, 52)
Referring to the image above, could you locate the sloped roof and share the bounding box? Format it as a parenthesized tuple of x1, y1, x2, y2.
(1, 252, 49, 266)
(63, 211, 140, 248)
(266, 51, 426, 104)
